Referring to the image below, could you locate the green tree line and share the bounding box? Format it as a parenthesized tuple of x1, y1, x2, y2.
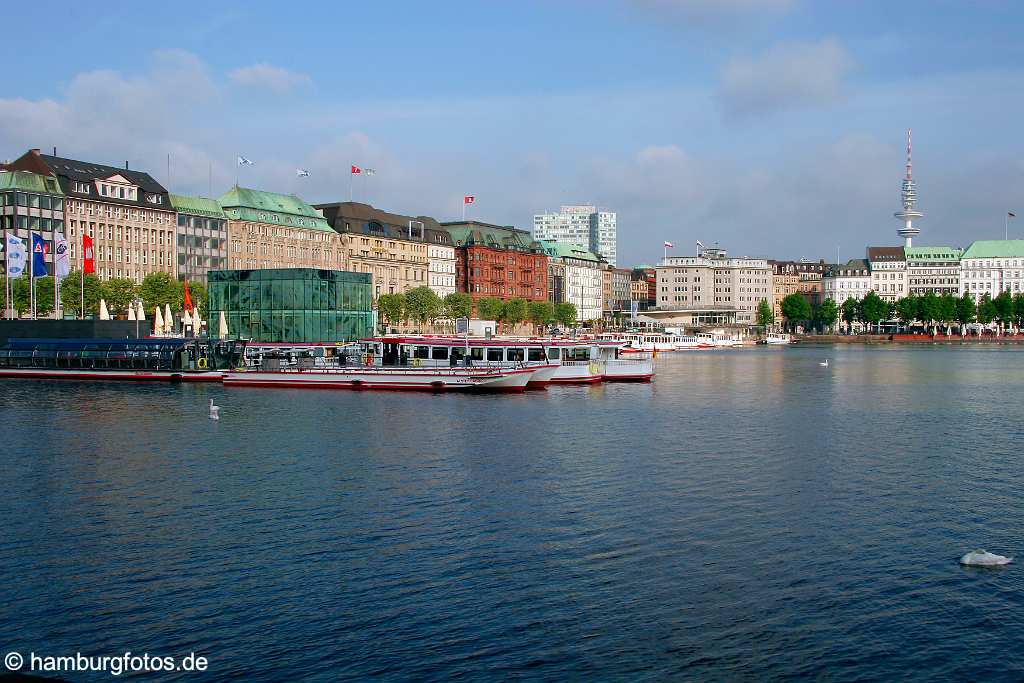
(2, 271, 207, 318)
(376, 287, 577, 332)
(834, 290, 1023, 333)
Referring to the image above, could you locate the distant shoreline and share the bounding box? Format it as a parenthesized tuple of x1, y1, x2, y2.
(797, 334, 1024, 345)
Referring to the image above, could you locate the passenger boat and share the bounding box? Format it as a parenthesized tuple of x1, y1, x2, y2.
(0, 338, 245, 382)
(598, 332, 681, 354)
(696, 332, 742, 348)
(673, 335, 714, 350)
(758, 332, 793, 345)
(222, 366, 535, 392)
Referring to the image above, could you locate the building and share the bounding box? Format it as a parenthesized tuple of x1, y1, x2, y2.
(540, 241, 604, 321)
(170, 194, 228, 283)
(611, 267, 632, 314)
(207, 268, 372, 343)
(4, 149, 174, 282)
(442, 221, 549, 302)
(866, 246, 907, 302)
(823, 259, 871, 307)
(959, 240, 1024, 301)
(894, 129, 923, 248)
(1, 170, 65, 308)
(533, 205, 617, 266)
(631, 267, 657, 311)
(905, 246, 962, 296)
(769, 260, 830, 318)
(425, 228, 457, 298)
(658, 245, 771, 325)
(315, 202, 433, 300)
(601, 266, 614, 316)
(221, 187, 344, 274)
(630, 278, 649, 305)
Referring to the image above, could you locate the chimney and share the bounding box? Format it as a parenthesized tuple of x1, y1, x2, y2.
(30, 148, 40, 156)
(52, 147, 56, 156)
(125, 160, 129, 169)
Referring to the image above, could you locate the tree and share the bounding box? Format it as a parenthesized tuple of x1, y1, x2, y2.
(816, 298, 839, 333)
(404, 286, 441, 325)
(756, 298, 774, 327)
(553, 302, 577, 329)
(528, 300, 554, 332)
(859, 291, 888, 332)
(104, 279, 138, 317)
(186, 280, 208, 317)
(1013, 293, 1024, 331)
(937, 293, 957, 334)
(896, 296, 919, 330)
(59, 270, 103, 317)
(841, 297, 859, 333)
(993, 290, 1014, 329)
(442, 292, 473, 321)
(977, 293, 997, 325)
(28, 277, 56, 316)
(500, 298, 528, 329)
(377, 293, 405, 329)
(956, 293, 977, 330)
(919, 292, 940, 332)
(138, 272, 180, 312)
(780, 293, 811, 331)
(475, 296, 504, 321)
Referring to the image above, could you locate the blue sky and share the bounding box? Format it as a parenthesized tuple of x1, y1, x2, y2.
(1, 0, 1022, 265)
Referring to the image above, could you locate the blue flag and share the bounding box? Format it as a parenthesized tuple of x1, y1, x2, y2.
(31, 233, 49, 277)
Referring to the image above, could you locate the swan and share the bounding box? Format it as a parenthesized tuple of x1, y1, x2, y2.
(960, 550, 1012, 566)
(819, 359, 829, 367)
(209, 398, 220, 421)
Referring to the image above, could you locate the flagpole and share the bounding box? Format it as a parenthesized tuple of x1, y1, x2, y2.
(3, 223, 7, 319)
(53, 233, 59, 320)
(80, 250, 84, 319)
(29, 232, 34, 320)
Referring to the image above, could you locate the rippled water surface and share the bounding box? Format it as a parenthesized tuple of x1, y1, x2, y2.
(2, 345, 1024, 681)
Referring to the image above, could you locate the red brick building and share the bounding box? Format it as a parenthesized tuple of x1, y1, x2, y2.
(441, 221, 549, 302)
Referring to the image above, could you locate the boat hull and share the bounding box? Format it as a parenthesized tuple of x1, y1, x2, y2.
(222, 368, 534, 392)
(0, 368, 224, 382)
(602, 359, 655, 382)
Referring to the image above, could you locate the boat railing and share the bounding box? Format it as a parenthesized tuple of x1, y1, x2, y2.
(560, 360, 603, 367)
(604, 358, 653, 366)
(241, 365, 513, 376)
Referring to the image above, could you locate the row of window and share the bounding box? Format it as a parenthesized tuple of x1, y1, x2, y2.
(1, 192, 64, 211)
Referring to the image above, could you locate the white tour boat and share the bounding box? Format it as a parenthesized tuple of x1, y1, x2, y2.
(223, 366, 536, 392)
(760, 332, 793, 345)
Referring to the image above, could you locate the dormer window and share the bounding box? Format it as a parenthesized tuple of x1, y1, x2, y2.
(145, 193, 163, 205)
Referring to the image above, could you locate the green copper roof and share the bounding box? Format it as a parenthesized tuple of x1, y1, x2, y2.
(217, 186, 332, 232)
(961, 240, 1024, 259)
(170, 194, 227, 219)
(442, 222, 538, 251)
(539, 240, 600, 262)
(0, 170, 64, 195)
(904, 246, 963, 261)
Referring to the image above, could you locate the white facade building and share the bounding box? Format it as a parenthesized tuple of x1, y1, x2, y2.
(540, 241, 604, 321)
(656, 246, 771, 324)
(959, 240, 1024, 301)
(866, 246, 907, 302)
(534, 204, 617, 266)
(425, 228, 457, 298)
(823, 259, 871, 306)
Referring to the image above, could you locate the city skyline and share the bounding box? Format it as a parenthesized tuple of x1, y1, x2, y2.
(0, 1, 1021, 267)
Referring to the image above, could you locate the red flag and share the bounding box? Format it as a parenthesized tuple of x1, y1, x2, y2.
(183, 280, 194, 313)
(464, 195, 475, 205)
(351, 165, 361, 174)
(82, 234, 95, 274)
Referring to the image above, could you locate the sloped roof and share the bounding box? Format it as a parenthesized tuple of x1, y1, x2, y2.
(315, 201, 442, 241)
(905, 246, 963, 261)
(441, 221, 540, 251)
(219, 186, 332, 232)
(170, 194, 226, 219)
(961, 240, 1024, 259)
(0, 170, 63, 195)
(539, 240, 601, 262)
(866, 246, 905, 262)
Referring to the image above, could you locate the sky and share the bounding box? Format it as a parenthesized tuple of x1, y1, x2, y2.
(1, 0, 1021, 266)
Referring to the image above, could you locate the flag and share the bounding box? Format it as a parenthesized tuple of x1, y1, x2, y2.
(238, 156, 254, 166)
(183, 280, 194, 313)
(4, 234, 26, 279)
(351, 165, 361, 174)
(364, 168, 376, 176)
(296, 168, 310, 177)
(1010, 212, 1017, 218)
(464, 195, 475, 205)
(54, 231, 70, 280)
(664, 241, 674, 248)
(31, 233, 49, 277)
(82, 234, 95, 274)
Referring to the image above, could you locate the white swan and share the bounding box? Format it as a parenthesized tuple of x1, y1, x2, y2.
(960, 549, 1012, 566)
(819, 359, 829, 367)
(209, 398, 220, 421)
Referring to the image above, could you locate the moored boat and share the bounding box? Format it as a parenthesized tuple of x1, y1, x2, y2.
(223, 366, 535, 392)
(759, 332, 793, 345)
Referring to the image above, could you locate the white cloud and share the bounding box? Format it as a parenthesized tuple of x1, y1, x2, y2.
(718, 38, 854, 119)
(229, 63, 312, 93)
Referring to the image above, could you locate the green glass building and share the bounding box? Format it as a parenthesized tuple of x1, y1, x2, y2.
(207, 268, 373, 343)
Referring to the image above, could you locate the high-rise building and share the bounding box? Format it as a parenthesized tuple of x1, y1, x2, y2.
(533, 205, 617, 266)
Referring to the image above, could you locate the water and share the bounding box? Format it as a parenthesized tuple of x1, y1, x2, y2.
(2, 345, 1024, 681)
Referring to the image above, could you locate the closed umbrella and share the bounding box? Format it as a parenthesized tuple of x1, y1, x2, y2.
(154, 306, 164, 335)
(136, 301, 145, 321)
(218, 310, 229, 339)
(99, 299, 110, 320)
(163, 304, 173, 335)
(127, 305, 137, 321)
(192, 308, 203, 335)
(183, 309, 193, 330)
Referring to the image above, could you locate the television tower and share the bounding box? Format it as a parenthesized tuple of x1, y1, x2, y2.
(894, 128, 922, 248)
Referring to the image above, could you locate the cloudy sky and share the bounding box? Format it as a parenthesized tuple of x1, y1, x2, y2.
(1, 0, 1021, 266)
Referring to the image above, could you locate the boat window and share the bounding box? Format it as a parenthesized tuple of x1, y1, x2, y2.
(487, 348, 503, 362)
(507, 348, 524, 362)
(547, 347, 561, 360)
(413, 346, 430, 359)
(470, 347, 484, 361)
(527, 348, 545, 362)
(431, 347, 449, 360)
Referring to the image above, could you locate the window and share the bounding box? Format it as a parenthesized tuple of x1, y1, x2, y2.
(431, 347, 449, 360)
(486, 348, 503, 362)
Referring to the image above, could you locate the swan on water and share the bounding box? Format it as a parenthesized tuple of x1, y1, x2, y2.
(960, 550, 1012, 566)
(819, 359, 829, 367)
(209, 398, 220, 421)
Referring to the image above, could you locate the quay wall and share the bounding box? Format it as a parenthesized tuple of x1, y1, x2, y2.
(798, 333, 1024, 345)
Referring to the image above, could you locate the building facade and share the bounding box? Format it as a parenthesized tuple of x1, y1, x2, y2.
(425, 228, 457, 298)
(442, 221, 549, 302)
(220, 187, 343, 274)
(611, 267, 632, 314)
(5, 149, 174, 282)
(769, 260, 831, 316)
(631, 267, 657, 311)
(540, 241, 604, 321)
(823, 259, 871, 306)
(866, 246, 907, 302)
(316, 202, 434, 301)
(658, 246, 772, 325)
(533, 205, 617, 266)
(959, 240, 1024, 301)
(170, 194, 228, 283)
(905, 246, 962, 296)
(1, 170, 65, 305)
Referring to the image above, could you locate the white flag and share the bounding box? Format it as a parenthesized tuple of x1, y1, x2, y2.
(238, 156, 254, 166)
(5, 234, 26, 279)
(54, 231, 70, 280)
(296, 168, 310, 177)
(364, 168, 376, 176)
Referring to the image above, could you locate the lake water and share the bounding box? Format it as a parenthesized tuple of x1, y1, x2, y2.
(2, 345, 1024, 681)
